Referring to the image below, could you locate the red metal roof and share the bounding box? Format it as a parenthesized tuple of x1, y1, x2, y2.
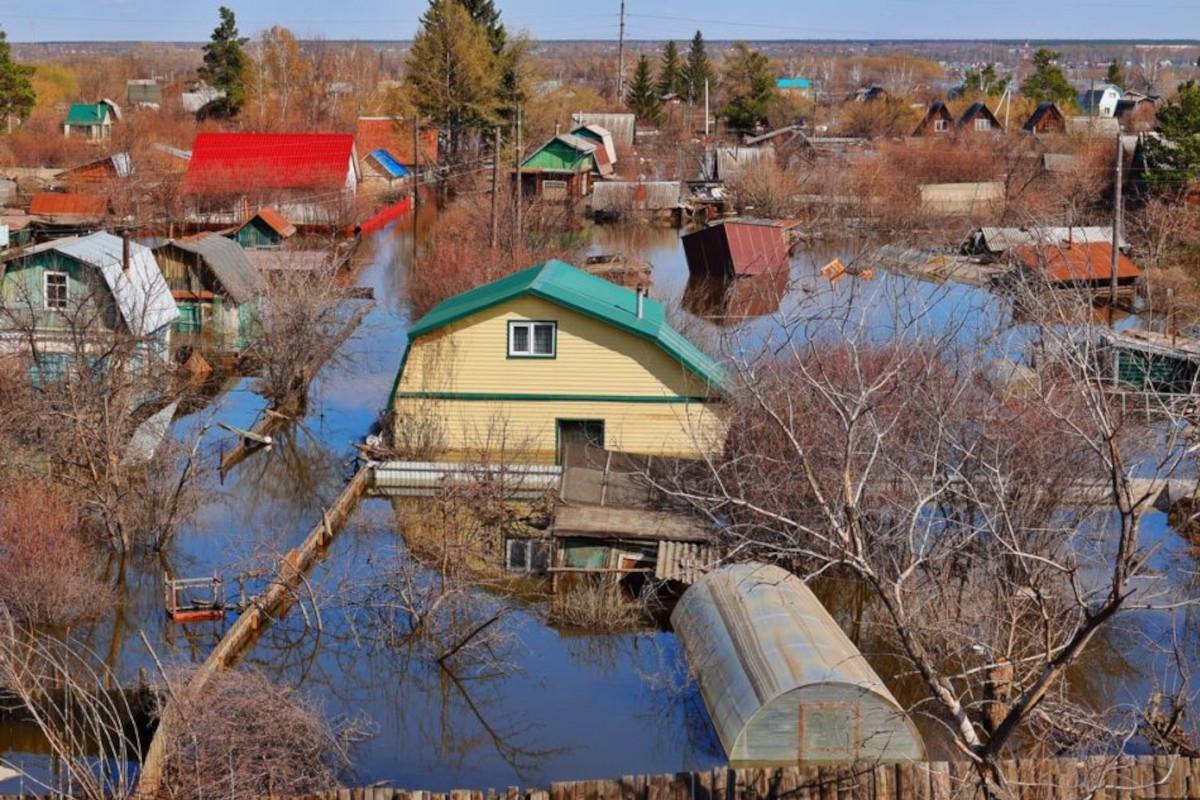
(29, 192, 107, 217)
(246, 206, 297, 238)
(1014, 242, 1141, 283)
(682, 219, 791, 277)
(183, 132, 356, 195)
(355, 117, 438, 165)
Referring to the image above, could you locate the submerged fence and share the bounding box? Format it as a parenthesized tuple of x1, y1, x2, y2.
(4, 757, 1191, 800)
(306, 759, 1200, 800)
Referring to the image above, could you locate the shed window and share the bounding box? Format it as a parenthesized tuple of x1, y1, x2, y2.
(975, 118, 991, 131)
(509, 320, 556, 357)
(933, 119, 948, 132)
(505, 538, 551, 574)
(45, 272, 68, 310)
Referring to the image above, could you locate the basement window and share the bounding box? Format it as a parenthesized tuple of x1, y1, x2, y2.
(509, 320, 556, 358)
(45, 272, 68, 310)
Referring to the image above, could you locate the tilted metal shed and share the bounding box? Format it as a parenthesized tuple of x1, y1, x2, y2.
(671, 562, 925, 766)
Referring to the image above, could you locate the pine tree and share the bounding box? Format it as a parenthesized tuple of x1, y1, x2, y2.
(626, 55, 662, 124)
(657, 41, 685, 98)
(718, 42, 776, 131)
(0, 29, 35, 128)
(407, 0, 500, 162)
(197, 6, 248, 117)
(459, 0, 506, 53)
(1145, 80, 1200, 189)
(1106, 59, 1126, 90)
(682, 30, 713, 105)
(1020, 49, 1076, 107)
(962, 63, 1009, 97)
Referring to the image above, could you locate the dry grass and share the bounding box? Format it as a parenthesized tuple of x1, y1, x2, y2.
(547, 578, 654, 631)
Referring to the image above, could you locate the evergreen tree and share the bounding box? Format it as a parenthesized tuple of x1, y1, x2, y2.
(459, 0, 523, 122)
(657, 41, 685, 98)
(407, 0, 499, 162)
(1144, 80, 1200, 189)
(459, 0, 506, 53)
(198, 6, 248, 117)
(0, 29, 35, 127)
(682, 30, 713, 104)
(626, 55, 662, 124)
(1020, 48, 1076, 107)
(718, 42, 776, 131)
(1106, 59, 1126, 90)
(962, 63, 1009, 97)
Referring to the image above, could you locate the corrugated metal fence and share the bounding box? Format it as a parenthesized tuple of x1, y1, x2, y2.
(4, 757, 1191, 800)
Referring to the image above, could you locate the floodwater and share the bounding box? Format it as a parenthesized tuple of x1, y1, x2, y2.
(2, 216, 1198, 792)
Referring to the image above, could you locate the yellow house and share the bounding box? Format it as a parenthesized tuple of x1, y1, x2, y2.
(388, 259, 729, 464)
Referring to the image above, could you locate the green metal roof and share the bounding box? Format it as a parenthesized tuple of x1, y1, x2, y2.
(408, 259, 729, 392)
(65, 103, 109, 126)
(520, 136, 595, 173)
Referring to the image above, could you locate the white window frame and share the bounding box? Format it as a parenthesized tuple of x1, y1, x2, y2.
(508, 320, 556, 358)
(934, 118, 949, 132)
(44, 271, 68, 310)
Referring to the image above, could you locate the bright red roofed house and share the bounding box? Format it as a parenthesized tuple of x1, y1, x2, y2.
(183, 132, 360, 227)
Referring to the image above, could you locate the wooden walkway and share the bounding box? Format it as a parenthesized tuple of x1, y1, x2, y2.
(134, 465, 372, 799)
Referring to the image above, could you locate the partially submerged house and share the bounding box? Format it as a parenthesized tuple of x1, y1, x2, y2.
(63, 100, 121, 140)
(672, 562, 926, 765)
(517, 134, 596, 201)
(183, 132, 360, 226)
(683, 270, 787, 324)
(1012, 241, 1141, 298)
(912, 100, 954, 137)
(963, 227, 1123, 260)
(229, 207, 297, 250)
(682, 218, 792, 277)
(958, 101, 1003, 133)
(589, 181, 680, 221)
(153, 233, 265, 347)
(0, 232, 179, 371)
(1023, 102, 1066, 135)
(389, 259, 728, 464)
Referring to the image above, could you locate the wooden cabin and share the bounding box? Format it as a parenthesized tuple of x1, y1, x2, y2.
(62, 100, 121, 140)
(229, 207, 297, 250)
(388, 259, 728, 464)
(517, 135, 596, 201)
(1012, 242, 1141, 300)
(0, 232, 178, 375)
(153, 233, 265, 349)
(958, 101, 1003, 134)
(1023, 102, 1066, 135)
(912, 101, 954, 137)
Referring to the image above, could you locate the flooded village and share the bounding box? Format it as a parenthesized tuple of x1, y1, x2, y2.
(2, 5, 1200, 800)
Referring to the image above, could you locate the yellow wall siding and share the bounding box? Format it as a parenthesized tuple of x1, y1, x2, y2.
(392, 397, 725, 463)
(397, 296, 715, 399)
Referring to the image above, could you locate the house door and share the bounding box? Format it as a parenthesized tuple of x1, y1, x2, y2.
(556, 419, 604, 465)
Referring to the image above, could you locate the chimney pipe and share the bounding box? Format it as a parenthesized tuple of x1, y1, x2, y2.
(121, 230, 131, 273)
(555, 120, 561, 136)
(636, 285, 645, 319)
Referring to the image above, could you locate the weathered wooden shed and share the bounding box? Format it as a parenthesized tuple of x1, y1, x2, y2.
(682, 219, 791, 277)
(671, 562, 925, 766)
(153, 233, 264, 347)
(230, 207, 297, 250)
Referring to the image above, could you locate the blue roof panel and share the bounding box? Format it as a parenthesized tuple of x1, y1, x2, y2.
(369, 148, 408, 178)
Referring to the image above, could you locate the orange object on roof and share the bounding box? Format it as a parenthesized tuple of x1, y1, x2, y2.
(355, 117, 437, 165)
(246, 206, 297, 238)
(29, 192, 107, 217)
(1013, 242, 1141, 283)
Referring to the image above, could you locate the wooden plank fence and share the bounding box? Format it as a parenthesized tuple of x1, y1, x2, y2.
(5, 756, 1194, 800)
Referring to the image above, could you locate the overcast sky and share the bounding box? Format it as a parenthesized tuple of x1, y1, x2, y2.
(2, 0, 1199, 42)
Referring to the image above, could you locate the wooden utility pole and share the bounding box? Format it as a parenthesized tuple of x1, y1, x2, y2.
(514, 106, 523, 244)
(490, 126, 500, 248)
(1109, 132, 1123, 312)
(412, 119, 421, 211)
(616, 0, 626, 99)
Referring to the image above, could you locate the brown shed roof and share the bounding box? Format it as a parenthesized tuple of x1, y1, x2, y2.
(1014, 242, 1141, 283)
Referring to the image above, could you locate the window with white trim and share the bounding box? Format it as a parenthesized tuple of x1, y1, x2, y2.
(509, 320, 556, 357)
(44, 271, 68, 310)
(933, 118, 948, 132)
(975, 118, 991, 131)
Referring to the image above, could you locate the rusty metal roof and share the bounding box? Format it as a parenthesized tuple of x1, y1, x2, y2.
(671, 562, 924, 765)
